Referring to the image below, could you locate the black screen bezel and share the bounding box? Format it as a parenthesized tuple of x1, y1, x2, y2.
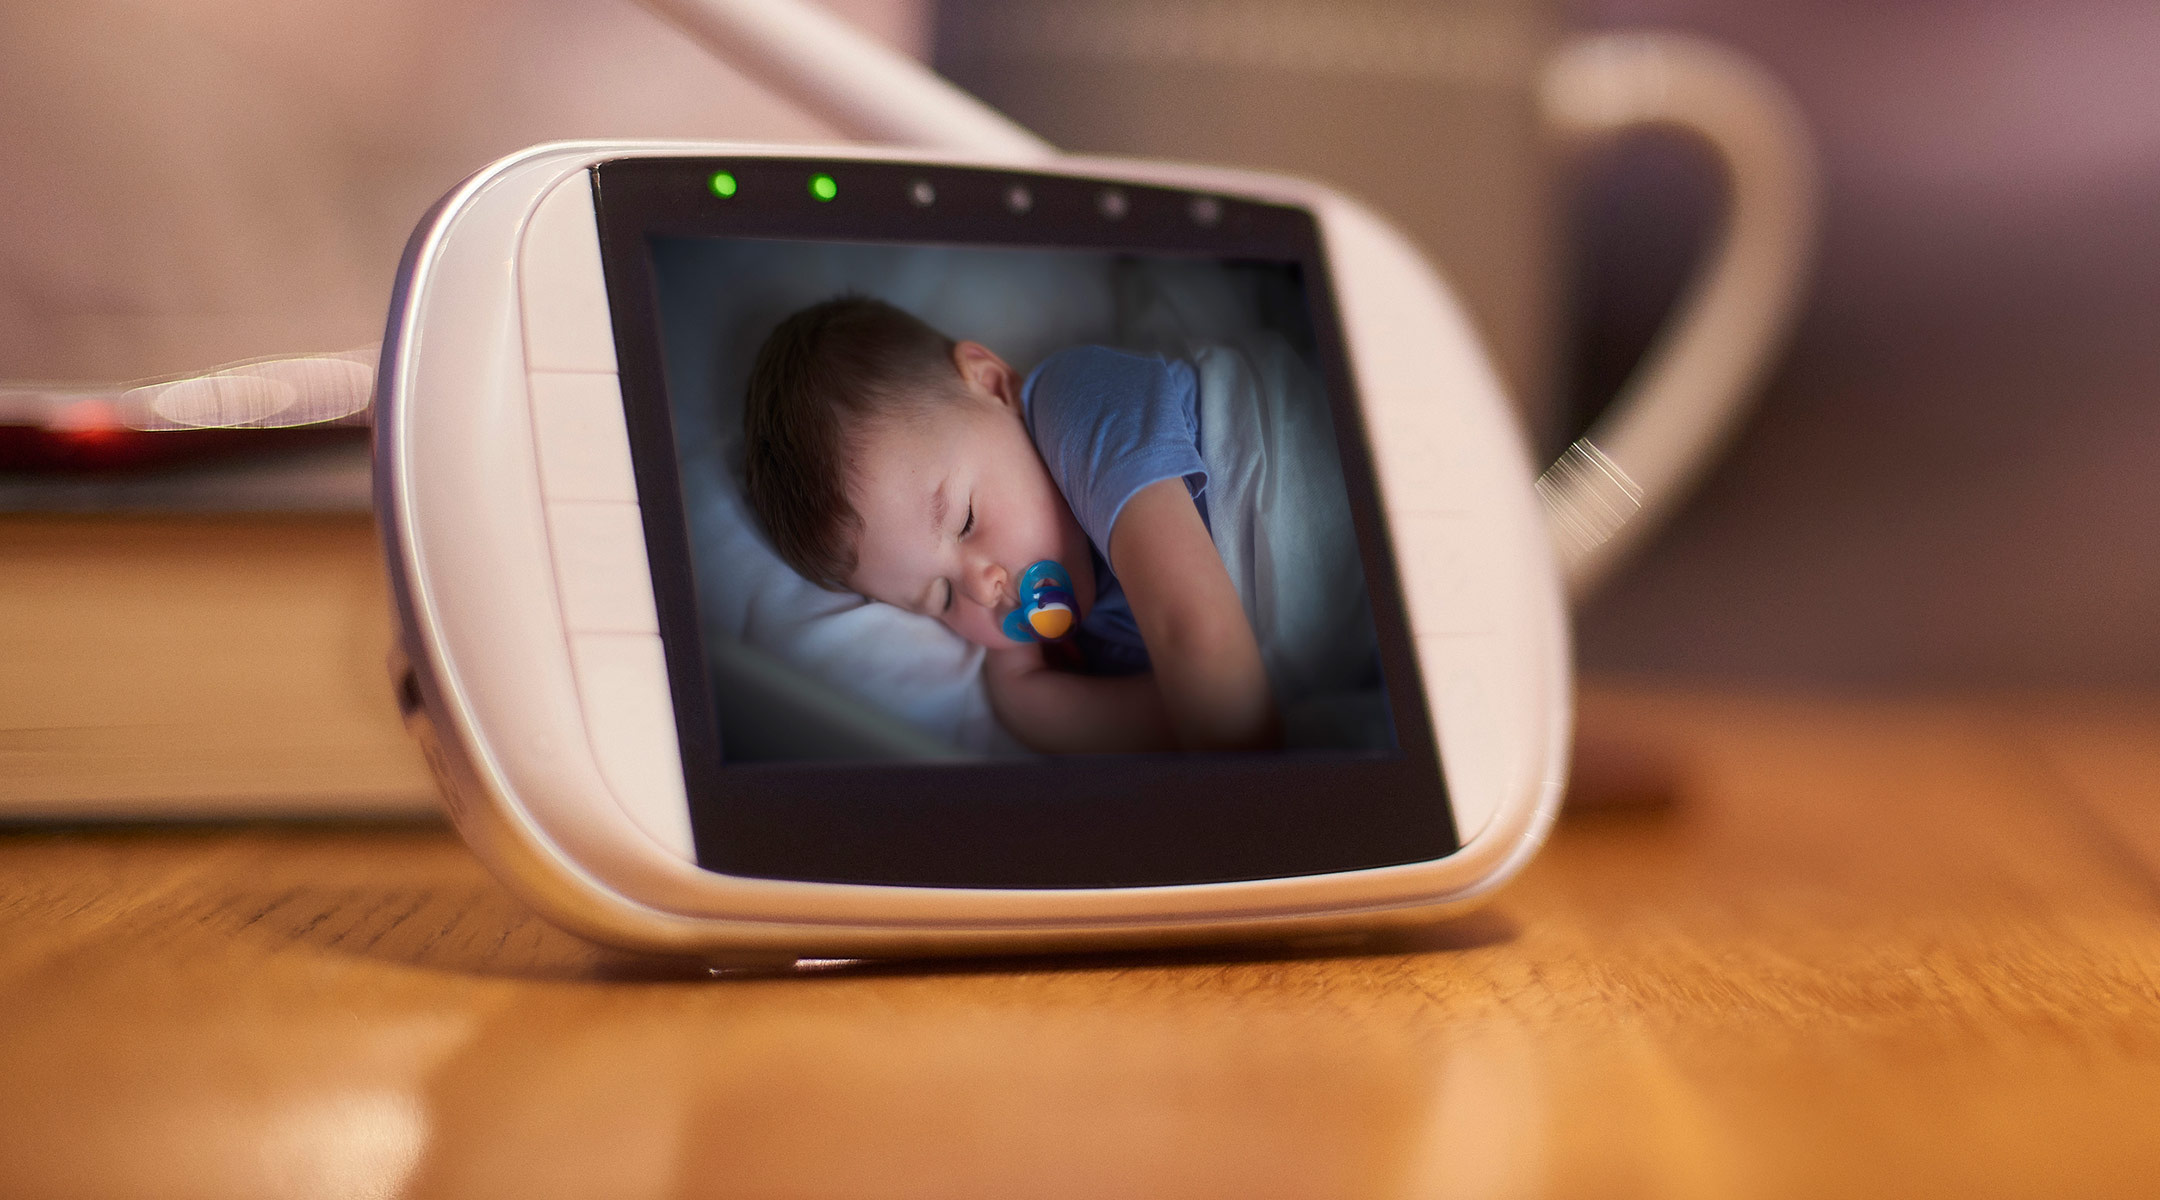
(590, 156, 1456, 888)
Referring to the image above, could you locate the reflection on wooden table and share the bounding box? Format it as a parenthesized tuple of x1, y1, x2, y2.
(2, 685, 2157, 1198)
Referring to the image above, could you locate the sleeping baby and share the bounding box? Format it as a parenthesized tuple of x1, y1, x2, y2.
(741, 295, 1278, 754)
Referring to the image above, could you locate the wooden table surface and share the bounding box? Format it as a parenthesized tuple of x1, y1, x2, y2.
(3, 684, 2157, 1199)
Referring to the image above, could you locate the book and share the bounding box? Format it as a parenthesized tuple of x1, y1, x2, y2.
(0, 507, 437, 819)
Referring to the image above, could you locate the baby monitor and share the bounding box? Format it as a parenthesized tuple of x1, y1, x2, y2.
(376, 142, 1570, 961)
(369, 0, 1810, 962)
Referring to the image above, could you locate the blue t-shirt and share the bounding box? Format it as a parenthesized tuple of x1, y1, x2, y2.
(1022, 346, 1209, 675)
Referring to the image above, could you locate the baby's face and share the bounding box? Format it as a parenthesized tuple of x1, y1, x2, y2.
(844, 342, 1094, 649)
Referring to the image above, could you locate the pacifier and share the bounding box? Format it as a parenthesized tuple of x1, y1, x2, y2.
(1000, 559, 1078, 643)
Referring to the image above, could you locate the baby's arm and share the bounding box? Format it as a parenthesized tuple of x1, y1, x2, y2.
(983, 645, 1174, 753)
(1109, 478, 1280, 750)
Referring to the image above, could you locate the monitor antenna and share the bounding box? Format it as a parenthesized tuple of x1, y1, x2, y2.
(634, 0, 1054, 160)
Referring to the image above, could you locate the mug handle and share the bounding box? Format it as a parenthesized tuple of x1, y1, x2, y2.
(1533, 32, 1820, 603)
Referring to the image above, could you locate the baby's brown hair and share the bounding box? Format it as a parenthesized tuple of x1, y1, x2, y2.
(741, 296, 961, 590)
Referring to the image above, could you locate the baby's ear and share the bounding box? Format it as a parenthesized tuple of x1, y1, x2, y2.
(952, 341, 1021, 411)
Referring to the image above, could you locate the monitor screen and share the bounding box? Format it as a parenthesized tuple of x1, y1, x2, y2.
(593, 158, 1454, 888)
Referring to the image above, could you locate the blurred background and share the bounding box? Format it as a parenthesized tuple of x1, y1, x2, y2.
(4, 0, 2155, 717)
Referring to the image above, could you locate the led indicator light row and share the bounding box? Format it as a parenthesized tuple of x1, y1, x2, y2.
(703, 169, 1223, 226)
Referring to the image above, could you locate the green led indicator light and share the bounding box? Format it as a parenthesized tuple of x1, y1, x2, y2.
(808, 173, 838, 202)
(708, 171, 737, 198)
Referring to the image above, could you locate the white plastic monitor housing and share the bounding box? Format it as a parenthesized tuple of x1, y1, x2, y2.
(376, 141, 1571, 962)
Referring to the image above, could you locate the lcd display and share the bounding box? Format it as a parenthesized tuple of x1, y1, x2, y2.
(653, 238, 1395, 761)
(593, 159, 1454, 887)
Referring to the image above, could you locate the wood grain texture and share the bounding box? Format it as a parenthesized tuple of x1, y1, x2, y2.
(2, 684, 2157, 1199)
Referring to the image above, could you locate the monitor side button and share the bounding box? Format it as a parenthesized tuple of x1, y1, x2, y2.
(1366, 397, 1472, 517)
(1390, 511, 1492, 636)
(569, 631, 694, 861)
(547, 500, 660, 634)
(1421, 643, 1509, 844)
(519, 172, 619, 374)
(530, 370, 638, 503)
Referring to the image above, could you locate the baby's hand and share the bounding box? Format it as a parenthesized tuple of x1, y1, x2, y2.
(982, 644, 1173, 754)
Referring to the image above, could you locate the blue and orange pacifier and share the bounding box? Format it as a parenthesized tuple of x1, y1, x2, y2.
(1000, 559, 1078, 643)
